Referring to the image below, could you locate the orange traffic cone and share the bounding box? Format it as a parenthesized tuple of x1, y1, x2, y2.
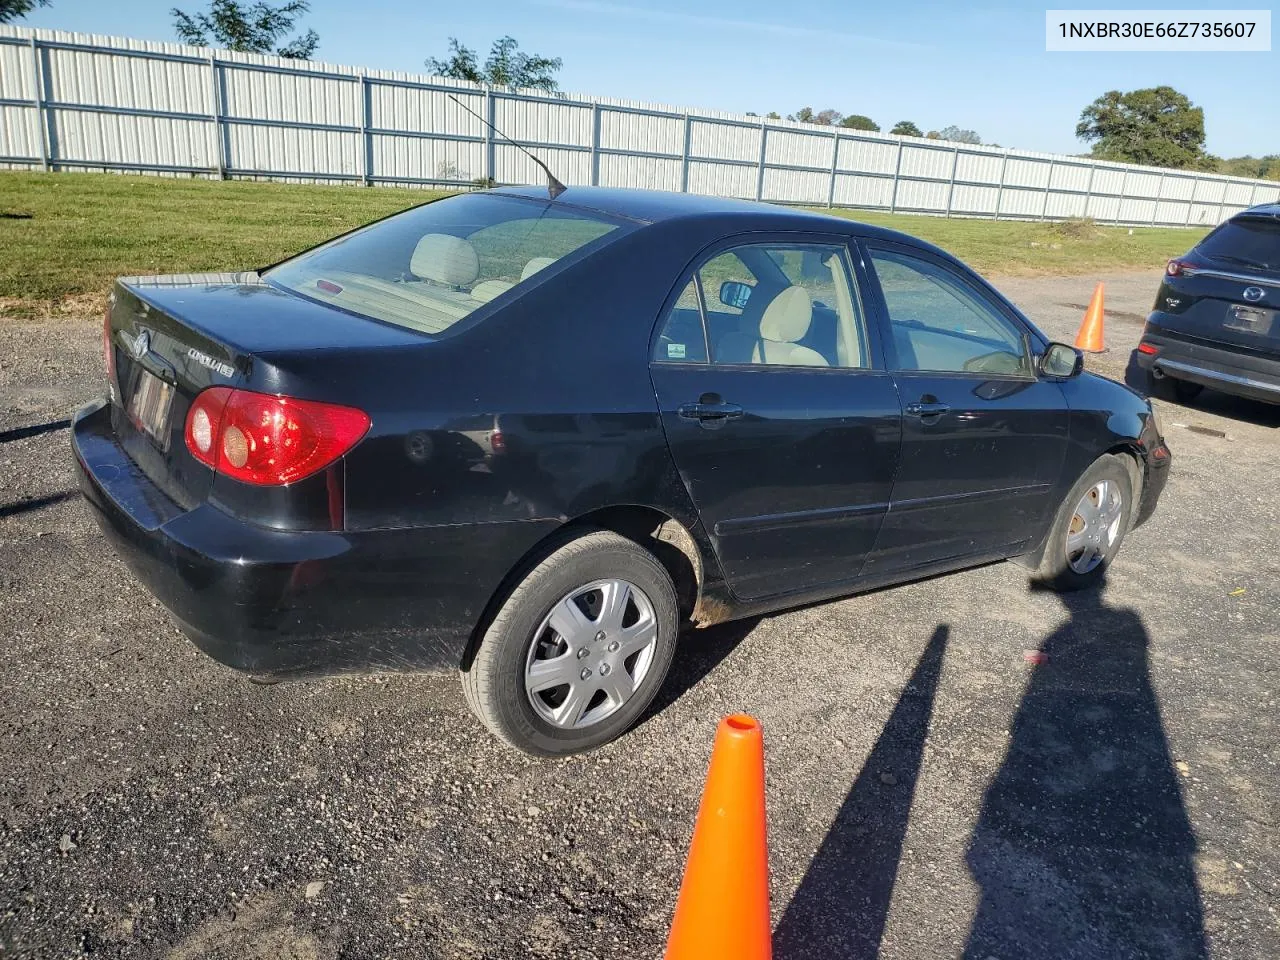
(664, 715, 771, 960)
(1075, 282, 1107, 353)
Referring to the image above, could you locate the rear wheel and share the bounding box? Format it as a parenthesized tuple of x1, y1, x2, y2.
(1031, 454, 1135, 591)
(461, 528, 679, 756)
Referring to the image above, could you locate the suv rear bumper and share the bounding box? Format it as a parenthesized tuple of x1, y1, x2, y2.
(1135, 323, 1280, 405)
(72, 399, 555, 678)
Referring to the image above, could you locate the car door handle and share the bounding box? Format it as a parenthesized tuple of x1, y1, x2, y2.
(905, 401, 951, 418)
(678, 401, 745, 422)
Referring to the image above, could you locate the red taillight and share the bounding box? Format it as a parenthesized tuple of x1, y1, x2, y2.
(1166, 258, 1190, 277)
(184, 387, 369, 486)
(1137, 342, 1158, 355)
(489, 428, 505, 454)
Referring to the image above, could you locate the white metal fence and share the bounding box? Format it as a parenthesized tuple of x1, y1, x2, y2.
(3, 25, 1278, 227)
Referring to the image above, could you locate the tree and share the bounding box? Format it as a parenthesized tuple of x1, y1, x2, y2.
(0, 0, 50, 23)
(938, 125, 982, 144)
(426, 36, 562, 93)
(172, 0, 318, 58)
(790, 107, 815, 123)
(1216, 155, 1280, 180)
(765, 111, 780, 120)
(839, 114, 879, 131)
(890, 120, 922, 137)
(925, 130, 941, 139)
(1076, 86, 1210, 169)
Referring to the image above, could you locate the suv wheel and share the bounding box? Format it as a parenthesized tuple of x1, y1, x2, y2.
(461, 528, 679, 756)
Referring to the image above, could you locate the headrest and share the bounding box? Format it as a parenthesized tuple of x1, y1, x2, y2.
(760, 286, 813, 343)
(410, 234, 480, 287)
(520, 257, 556, 281)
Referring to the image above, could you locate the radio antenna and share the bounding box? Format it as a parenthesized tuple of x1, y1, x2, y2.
(449, 94, 567, 200)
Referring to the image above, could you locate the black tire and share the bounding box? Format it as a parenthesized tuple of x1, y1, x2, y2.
(1149, 372, 1204, 404)
(460, 527, 679, 757)
(1031, 454, 1135, 592)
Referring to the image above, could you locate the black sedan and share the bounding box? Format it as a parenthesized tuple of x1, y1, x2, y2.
(74, 187, 1171, 755)
(1133, 203, 1280, 405)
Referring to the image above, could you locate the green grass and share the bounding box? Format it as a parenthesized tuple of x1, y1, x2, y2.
(0, 171, 1209, 317)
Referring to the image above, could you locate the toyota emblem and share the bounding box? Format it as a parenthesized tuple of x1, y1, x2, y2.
(131, 330, 150, 359)
(1242, 287, 1265, 303)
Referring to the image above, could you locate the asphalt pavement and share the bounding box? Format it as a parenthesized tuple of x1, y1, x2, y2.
(1, 270, 1277, 959)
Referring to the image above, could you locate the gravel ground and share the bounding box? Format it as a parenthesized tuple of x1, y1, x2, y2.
(1, 270, 1278, 959)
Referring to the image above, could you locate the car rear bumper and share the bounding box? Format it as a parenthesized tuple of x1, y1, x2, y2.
(72, 399, 556, 678)
(1136, 325, 1280, 405)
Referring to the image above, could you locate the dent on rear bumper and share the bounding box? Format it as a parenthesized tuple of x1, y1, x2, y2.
(72, 400, 557, 677)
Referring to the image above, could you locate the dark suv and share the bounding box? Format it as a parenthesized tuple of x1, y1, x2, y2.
(1133, 204, 1280, 405)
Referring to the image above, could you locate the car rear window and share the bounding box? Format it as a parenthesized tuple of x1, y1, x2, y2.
(1195, 216, 1280, 271)
(266, 193, 631, 335)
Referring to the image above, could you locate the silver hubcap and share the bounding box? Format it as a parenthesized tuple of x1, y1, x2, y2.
(524, 579, 658, 729)
(1066, 479, 1124, 574)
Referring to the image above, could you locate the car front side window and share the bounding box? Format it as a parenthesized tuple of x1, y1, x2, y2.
(868, 248, 1032, 377)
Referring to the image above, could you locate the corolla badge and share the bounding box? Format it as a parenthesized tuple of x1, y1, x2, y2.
(1242, 287, 1265, 303)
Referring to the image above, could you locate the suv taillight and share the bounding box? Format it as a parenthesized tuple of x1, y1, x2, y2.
(185, 387, 370, 486)
(1166, 258, 1192, 277)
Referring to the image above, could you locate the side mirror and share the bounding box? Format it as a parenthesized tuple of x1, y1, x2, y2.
(719, 280, 753, 310)
(1040, 342, 1083, 379)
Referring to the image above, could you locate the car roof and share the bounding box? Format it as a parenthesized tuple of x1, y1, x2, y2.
(1239, 202, 1280, 218)
(489, 184, 948, 251)
(492, 184, 854, 227)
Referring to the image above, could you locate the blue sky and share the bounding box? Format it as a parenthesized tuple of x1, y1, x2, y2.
(20, 0, 1279, 157)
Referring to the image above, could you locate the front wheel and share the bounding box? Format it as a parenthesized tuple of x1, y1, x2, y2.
(461, 528, 679, 757)
(1031, 454, 1135, 591)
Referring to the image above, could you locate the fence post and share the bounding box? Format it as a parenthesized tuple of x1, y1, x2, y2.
(29, 37, 49, 172)
(1247, 181, 1259, 209)
(357, 72, 370, 186)
(755, 120, 767, 201)
(826, 130, 839, 208)
(590, 102, 601, 186)
(992, 150, 1008, 219)
(207, 54, 226, 178)
(1185, 174, 1198, 226)
(1082, 163, 1096, 220)
(1216, 180, 1226, 224)
(1116, 169, 1129, 225)
(889, 138, 904, 213)
(1153, 170, 1166, 226)
(944, 145, 959, 218)
(1040, 158, 1054, 221)
(680, 113, 692, 194)
(483, 85, 495, 185)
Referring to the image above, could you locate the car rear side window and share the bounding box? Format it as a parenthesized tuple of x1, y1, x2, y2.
(653, 242, 871, 369)
(266, 194, 631, 336)
(869, 248, 1032, 377)
(1195, 217, 1280, 271)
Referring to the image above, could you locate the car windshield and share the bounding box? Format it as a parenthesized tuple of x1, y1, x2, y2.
(1195, 216, 1280, 271)
(266, 193, 630, 335)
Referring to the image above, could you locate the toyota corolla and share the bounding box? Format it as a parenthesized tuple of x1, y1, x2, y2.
(74, 187, 1171, 755)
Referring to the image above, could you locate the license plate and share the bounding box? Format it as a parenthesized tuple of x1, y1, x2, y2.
(1225, 304, 1273, 333)
(128, 368, 174, 447)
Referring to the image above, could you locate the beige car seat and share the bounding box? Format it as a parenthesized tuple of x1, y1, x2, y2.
(410, 234, 480, 289)
(753, 286, 828, 366)
(521, 257, 556, 281)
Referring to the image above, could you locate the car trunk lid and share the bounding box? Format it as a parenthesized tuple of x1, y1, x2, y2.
(106, 272, 426, 510)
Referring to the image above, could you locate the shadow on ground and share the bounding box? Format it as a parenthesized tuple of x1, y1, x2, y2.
(775, 582, 1206, 959)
